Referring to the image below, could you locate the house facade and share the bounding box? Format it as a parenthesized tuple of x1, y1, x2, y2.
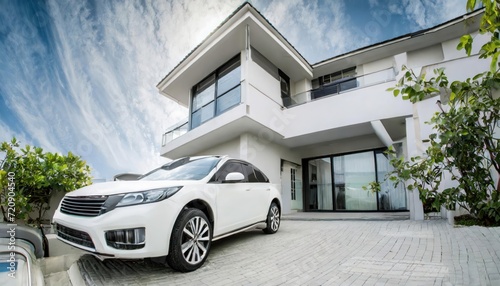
(157, 3, 488, 219)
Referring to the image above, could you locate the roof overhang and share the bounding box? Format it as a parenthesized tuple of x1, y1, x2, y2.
(156, 3, 312, 107)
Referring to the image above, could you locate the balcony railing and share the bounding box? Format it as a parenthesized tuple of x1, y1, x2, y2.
(289, 67, 397, 107)
(162, 119, 188, 146)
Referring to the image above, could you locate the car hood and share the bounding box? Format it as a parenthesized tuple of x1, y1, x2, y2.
(66, 180, 201, 197)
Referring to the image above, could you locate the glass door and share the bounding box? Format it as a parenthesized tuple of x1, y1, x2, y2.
(333, 152, 377, 210)
(307, 158, 333, 210)
(376, 148, 407, 210)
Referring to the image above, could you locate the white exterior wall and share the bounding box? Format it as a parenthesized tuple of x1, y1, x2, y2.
(357, 57, 394, 89)
(247, 54, 281, 105)
(407, 44, 444, 69)
(283, 81, 411, 139)
(362, 57, 394, 74)
(195, 137, 242, 159)
(393, 53, 407, 75)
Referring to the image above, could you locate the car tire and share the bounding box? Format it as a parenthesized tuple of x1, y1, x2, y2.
(167, 208, 212, 272)
(263, 202, 280, 234)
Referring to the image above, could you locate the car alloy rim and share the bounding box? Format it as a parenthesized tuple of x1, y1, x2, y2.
(270, 205, 280, 231)
(181, 216, 210, 265)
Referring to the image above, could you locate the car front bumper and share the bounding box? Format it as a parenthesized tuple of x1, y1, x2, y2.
(52, 199, 182, 259)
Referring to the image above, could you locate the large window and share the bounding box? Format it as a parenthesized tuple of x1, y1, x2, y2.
(311, 67, 357, 99)
(304, 148, 407, 211)
(334, 152, 377, 210)
(191, 55, 241, 129)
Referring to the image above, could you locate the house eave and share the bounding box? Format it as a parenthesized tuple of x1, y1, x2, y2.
(157, 2, 312, 107)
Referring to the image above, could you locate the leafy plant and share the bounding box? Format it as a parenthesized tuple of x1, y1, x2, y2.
(0, 137, 92, 225)
(383, 0, 500, 225)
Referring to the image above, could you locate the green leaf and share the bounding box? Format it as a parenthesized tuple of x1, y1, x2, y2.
(450, 92, 456, 101)
(466, 0, 476, 12)
(490, 52, 499, 73)
(458, 34, 473, 56)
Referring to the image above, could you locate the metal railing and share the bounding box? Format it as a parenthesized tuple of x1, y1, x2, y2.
(289, 67, 397, 107)
(162, 119, 188, 146)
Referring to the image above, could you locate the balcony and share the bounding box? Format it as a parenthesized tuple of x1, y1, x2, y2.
(281, 69, 411, 147)
(160, 67, 410, 157)
(289, 67, 397, 107)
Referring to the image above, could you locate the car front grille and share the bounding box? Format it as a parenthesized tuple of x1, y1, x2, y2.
(56, 224, 95, 249)
(60, 196, 107, 217)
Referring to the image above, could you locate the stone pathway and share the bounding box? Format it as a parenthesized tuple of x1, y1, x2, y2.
(76, 219, 500, 285)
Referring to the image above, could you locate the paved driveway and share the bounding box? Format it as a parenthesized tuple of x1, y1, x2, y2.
(77, 219, 500, 286)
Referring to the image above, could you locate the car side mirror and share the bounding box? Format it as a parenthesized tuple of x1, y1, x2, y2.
(224, 172, 245, 183)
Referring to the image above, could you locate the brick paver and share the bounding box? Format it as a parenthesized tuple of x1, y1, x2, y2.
(77, 219, 500, 285)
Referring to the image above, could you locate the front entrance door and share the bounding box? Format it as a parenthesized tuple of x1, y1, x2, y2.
(281, 161, 302, 211)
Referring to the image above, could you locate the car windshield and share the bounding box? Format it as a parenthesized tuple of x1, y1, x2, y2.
(139, 156, 221, 181)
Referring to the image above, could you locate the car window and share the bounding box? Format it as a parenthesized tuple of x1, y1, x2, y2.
(139, 157, 221, 181)
(214, 161, 245, 182)
(253, 167, 269, 183)
(242, 164, 258, 182)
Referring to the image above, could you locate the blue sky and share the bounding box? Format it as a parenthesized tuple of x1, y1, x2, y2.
(0, 0, 470, 180)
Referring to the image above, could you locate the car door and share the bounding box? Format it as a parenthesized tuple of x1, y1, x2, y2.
(240, 163, 271, 222)
(212, 161, 257, 236)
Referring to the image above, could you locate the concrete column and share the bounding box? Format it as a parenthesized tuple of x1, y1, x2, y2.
(406, 117, 424, 221)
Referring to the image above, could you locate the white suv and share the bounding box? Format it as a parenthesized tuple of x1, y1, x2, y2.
(52, 156, 281, 272)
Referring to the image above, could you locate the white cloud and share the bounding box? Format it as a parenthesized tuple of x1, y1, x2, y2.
(387, 3, 403, 15)
(260, 0, 373, 63)
(402, 0, 467, 29)
(0, 0, 242, 179)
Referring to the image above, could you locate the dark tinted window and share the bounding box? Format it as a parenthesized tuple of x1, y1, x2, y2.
(214, 161, 244, 182)
(242, 164, 258, 182)
(191, 56, 241, 129)
(254, 168, 269, 183)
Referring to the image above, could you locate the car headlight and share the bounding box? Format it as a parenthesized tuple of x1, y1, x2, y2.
(115, 187, 182, 207)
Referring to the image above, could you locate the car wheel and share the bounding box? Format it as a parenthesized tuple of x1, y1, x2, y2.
(167, 208, 212, 272)
(263, 202, 280, 234)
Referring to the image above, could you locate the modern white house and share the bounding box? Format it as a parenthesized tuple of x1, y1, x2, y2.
(156, 3, 489, 220)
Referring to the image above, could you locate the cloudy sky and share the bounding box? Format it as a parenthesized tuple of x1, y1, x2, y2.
(0, 0, 470, 180)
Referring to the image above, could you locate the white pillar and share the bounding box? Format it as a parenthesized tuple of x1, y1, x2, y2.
(406, 117, 424, 220)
